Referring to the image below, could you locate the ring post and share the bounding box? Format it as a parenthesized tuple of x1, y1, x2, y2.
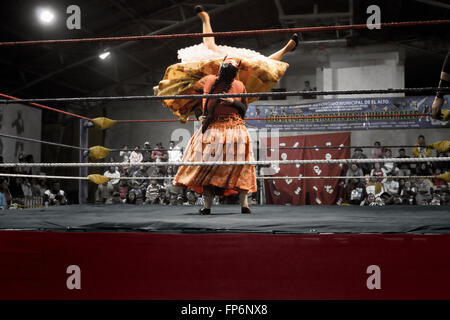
(78, 120, 90, 204)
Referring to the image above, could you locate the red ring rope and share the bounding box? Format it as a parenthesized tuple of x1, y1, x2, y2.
(116, 113, 428, 123)
(0, 20, 448, 47)
(0, 93, 92, 121)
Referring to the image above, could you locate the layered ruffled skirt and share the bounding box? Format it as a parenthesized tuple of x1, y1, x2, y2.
(154, 43, 289, 122)
(174, 114, 257, 195)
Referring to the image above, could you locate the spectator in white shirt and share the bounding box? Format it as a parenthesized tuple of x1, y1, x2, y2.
(103, 165, 121, 188)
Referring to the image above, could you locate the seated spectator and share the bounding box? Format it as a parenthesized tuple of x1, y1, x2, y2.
(433, 168, 447, 188)
(345, 164, 364, 184)
(301, 80, 316, 99)
(129, 146, 143, 173)
(25, 154, 39, 175)
(9, 177, 24, 199)
(119, 144, 131, 162)
(158, 188, 169, 205)
(370, 162, 387, 183)
(416, 163, 433, 177)
(166, 183, 185, 205)
(15, 153, 27, 174)
(371, 141, 384, 159)
(119, 145, 131, 174)
(183, 190, 201, 205)
(142, 141, 153, 162)
(434, 151, 449, 172)
(0, 178, 10, 209)
(430, 194, 441, 205)
(351, 148, 370, 174)
(132, 165, 149, 192)
(21, 178, 32, 199)
(400, 180, 418, 205)
(412, 135, 432, 158)
(152, 142, 168, 176)
(118, 179, 129, 203)
(127, 191, 137, 204)
(396, 148, 411, 176)
(365, 177, 384, 199)
(382, 149, 395, 175)
(31, 178, 44, 197)
(440, 187, 450, 205)
(0, 178, 12, 207)
(384, 178, 400, 196)
(112, 192, 122, 204)
(0, 189, 6, 209)
(128, 183, 144, 205)
(103, 165, 121, 189)
(145, 179, 163, 204)
(168, 141, 183, 173)
(360, 193, 376, 206)
(151, 143, 168, 163)
(345, 179, 367, 205)
(168, 141, 183, 162)
(374, 196, 385, 206)
(392, 195, 404, 205)
(95, 182, 114, 204)
(44, 181, 68, 206)
(415, 178, 433, 205)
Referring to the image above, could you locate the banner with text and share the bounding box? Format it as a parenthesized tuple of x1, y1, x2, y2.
(247, 95, 450, 131)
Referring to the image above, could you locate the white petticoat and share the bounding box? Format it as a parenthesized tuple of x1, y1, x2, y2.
(177, 43, 268, 63)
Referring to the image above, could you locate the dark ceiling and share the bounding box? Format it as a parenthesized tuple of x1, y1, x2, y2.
(0, 0, 449, 116)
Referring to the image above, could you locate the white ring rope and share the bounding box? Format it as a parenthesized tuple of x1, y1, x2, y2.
(0, 173, 439, 181)
(0, 157, 449, 167)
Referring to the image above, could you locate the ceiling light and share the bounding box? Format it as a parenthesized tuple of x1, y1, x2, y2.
(37, 8, 55, 24)
(99, 51, 111, 60)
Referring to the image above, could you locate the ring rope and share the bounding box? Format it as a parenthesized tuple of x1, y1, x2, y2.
(0, 133, 86, 151)
(1, 87, 448, 104)
(0, 93, 92, 121)
(1, 157, 449, 168)
(0, 173, 440, 182)
(0, 19, 448, 47)
(1, 132, 437, 156)
(116, 113, 429, 124)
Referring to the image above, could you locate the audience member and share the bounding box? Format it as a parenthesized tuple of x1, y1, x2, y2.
(351, 148, 370, 174)
(104, 165, 121, 189)
(370, 162, 387, 183)
(371, 141, 384, 159)
(145, 179, 164, 204)
(95, 182, 114, 204)
(44, 181, 68, 206)
(396, 148, 411, 176)
(142, 141, 153, 162)
(413, 135, 432, 158)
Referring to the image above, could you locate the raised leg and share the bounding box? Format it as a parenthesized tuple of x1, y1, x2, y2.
(268, 34, 299, 61)
(196, 8, 218, 52)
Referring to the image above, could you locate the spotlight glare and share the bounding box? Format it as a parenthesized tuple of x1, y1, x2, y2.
(99, 51, 111, 60)
(38, 8, 55, 24)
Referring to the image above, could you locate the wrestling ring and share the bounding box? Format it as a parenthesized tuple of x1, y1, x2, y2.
(0, 15, 450, 301)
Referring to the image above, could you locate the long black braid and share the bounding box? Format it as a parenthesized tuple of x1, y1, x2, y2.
(202, 76, 233, 119)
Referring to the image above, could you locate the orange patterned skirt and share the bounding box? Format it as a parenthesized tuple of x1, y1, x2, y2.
(174, 114, 257, 195)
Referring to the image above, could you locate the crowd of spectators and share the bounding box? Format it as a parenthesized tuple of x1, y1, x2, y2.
(0, 153, 68, 209)
(337, 135, 449, 206)
(1, 135, 449, 209)
(95, 140, 213, 206)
